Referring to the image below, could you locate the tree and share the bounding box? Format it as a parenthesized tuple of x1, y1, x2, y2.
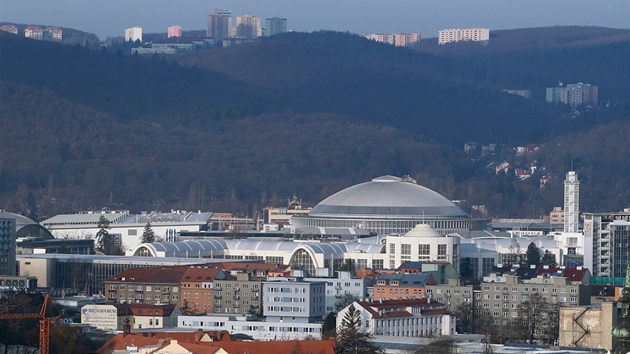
(335, 293, 359, 312)
(322, 312, 337, 339)
(507, 239, 523, 266)
(336, 304, 382, 354)
(541, 249, 557, 267)
(518, 293, 559, 344)
(453, 303, 473, 334)
(141, 222, 156, 243)
(95, 215, 111, 252)
(95, 216, 124, 255)
(525, 242, 541, 267)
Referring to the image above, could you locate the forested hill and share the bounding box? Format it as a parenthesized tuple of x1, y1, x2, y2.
(0, 27, 629, 217)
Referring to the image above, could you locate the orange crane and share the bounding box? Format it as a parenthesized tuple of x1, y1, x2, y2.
(0, 292, 61, 354)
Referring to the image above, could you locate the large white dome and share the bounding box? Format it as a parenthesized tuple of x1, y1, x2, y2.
(309, 176, 466, 218)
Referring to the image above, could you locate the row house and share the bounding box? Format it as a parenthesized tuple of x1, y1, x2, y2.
(337, 298, 455, 338)
(373, 273, 435, 301)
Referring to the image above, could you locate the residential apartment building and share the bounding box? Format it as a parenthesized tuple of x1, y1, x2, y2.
(214, 272, 263, 315)
(584, 210, 630, 277)
(425, 279, 473, 310)
(180, 265, 226, 314)
(263, 277, 327, 322)
(125, 26, 142, 42)
(167, 25, 182, 38)
(265, 17, 287, 37)
(479, 273, 590, 323)
(44, 26, 63, 40)
(438, 28, 489, 44)
(0, 217, 16, 276)
(394, 33, 421, 47)
(104, 265, 188, 305)
(235, 15, 261, 39)
(337, 298, 455, 337)
(550, 207, 564, 225)
(0, 24, 18, 35)
(546, 83, 598, 107)
(207, 8, 232, 40)
(373, 273, 435, 301)
(24, 26, 43, 40)
(303, 271, 375, 313)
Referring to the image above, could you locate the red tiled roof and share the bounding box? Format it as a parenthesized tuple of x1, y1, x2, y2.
(99, 334, 335, 354)
(535, 267, 589, 281)
(182, 266, 224, 282)
(105, 265, 202, 283)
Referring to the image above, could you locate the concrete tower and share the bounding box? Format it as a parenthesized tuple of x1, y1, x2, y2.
(563, 171, 579, 233)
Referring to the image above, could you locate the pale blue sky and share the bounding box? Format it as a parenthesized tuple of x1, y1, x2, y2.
(1, 0, 628, 40)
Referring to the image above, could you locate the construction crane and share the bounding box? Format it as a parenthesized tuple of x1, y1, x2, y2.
(0, 292, 61, 354)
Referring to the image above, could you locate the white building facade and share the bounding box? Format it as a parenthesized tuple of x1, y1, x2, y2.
(337, 299, 455, 338)
(124, 26, 142, 42)
(438, 28, 489, 44)
(564, 171, 580, 233)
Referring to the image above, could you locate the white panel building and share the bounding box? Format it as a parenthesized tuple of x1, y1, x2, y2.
(438, 28, 489, 44)
(564, 171, 580, 233)
(124, 26, 142, 42)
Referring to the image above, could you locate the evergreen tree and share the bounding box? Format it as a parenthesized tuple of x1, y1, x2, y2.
(541, 249, 557, 267)
(141, 222, 156, 243)
(322, 312, 337, 339)
(336, 304, 382, 354)
(95, 215, 111, 252)
(526, 242, 542, 267)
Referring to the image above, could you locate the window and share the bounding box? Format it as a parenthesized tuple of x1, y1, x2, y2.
(136, 286, 143, 291)
(146, 286, 151, 292)
(389, 243, 396, 254)
(438, 244, 447, 256)
(419, 244, 430, 255)
(401, 244, 411, 255)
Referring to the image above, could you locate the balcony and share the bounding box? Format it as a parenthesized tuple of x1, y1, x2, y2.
(215, 303, 222, 307)
(503, 299, 509, 303)
(234, 303, 240, 308)
(214, 294, 222, 299)
(214, 286, 221, 291)
(335, 286, 342, 290)
(503, 289, 509, 295)
(234, 295, 240, 300)
(252, 294, 259, 300)
(463, 293, 471, 298)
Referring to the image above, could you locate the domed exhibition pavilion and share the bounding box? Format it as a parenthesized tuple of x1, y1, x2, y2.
(291, 175, 481, 236)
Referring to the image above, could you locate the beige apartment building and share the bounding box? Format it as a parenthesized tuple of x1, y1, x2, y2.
(213, 272, 263, 315)
(480, 274, 590, 321)
(425, 279, 474, 311)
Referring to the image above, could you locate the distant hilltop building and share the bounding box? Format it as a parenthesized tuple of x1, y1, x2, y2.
(438, 27, 489, 44)
(44, 26, 63, 40)
(0, 24, 18, 35)
(265, 17, 287, 36)
(366, 33, 421, 47)
(24, 26, 44, 40)
(236, 14, 262, 39)
(501, 89, 531, 99)
(207, 8, 232, 40)
(546, 82, 598, 107)
(125, 26, 142, 42)
(167, 25, 182, 38)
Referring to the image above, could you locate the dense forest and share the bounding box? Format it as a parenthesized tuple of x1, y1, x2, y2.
(0, 27, 628, 220)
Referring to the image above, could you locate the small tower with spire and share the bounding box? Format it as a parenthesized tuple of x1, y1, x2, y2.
(611, 245, 630, 353)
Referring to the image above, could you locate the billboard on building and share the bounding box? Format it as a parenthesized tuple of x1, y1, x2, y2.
(81, 304, 118, 330)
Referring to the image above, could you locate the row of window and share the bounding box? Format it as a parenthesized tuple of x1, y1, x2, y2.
(109, 284, 179, 292)
(483, 286, 577, 294)
(109, 293, 179, 301)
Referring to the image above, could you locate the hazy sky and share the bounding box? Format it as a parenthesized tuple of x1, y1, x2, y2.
(1, 0, 628, 40)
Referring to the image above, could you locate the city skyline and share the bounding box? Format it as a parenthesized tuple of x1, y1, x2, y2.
(1, 0, 628, 40)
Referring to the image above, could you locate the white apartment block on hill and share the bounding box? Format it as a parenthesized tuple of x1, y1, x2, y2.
(438, 28, 489, 44)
